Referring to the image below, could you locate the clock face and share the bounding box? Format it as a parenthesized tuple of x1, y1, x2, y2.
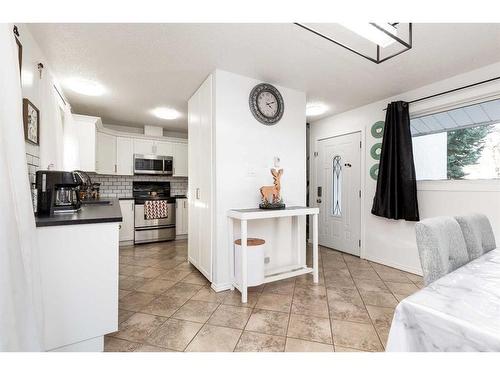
(257, 91, 279, 118)
(249, 83, 284, 125)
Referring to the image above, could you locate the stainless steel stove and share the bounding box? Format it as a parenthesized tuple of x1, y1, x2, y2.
(133, 181, 176, 244)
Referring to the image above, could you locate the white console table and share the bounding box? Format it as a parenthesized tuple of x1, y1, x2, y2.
(227, 206, 319, 303)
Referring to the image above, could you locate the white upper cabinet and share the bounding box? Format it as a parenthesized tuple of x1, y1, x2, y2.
(173, 142, 188, 177)
(156, 141, 174, 156)
(98, 135, 187, 176)
(96, 132, 117, 175)
(116, 137, 134, 175)
(133, 139, 155, 155)
(133, 139, 177, 157)
(77, 114, 187, 176)
(73, 115, 98, 172)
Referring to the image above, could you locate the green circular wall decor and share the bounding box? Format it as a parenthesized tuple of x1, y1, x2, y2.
(370, 164, 379, 180)
(371, 121, 385, 138)
(370, 143, 382, 160)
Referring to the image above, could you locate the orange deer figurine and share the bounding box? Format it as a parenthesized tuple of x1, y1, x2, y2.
(260, 168, 283, 204)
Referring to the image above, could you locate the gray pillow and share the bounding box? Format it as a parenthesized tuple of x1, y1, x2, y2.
(415, 217, 469, 285)
(455, 214, 496, 261)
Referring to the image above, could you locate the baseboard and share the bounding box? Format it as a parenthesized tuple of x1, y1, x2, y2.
(364, 254, 422, 276)
(50, 335, 103, 352)
(175, 234, 187, 240)
(119, 240, 134, 247)
(211, 282, 233, 292)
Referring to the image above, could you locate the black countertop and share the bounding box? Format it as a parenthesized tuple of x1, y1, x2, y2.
(35, 198, 123, 227)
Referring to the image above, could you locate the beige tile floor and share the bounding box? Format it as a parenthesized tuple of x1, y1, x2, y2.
(105, 239, 423, 352)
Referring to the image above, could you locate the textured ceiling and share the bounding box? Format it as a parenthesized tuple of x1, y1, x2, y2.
(28, 23, 500, 132)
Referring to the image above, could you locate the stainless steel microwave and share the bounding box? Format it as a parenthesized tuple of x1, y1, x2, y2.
(134, 154, 173, 175)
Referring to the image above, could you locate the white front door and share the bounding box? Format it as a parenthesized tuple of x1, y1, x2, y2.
(316, 132, 361, 256)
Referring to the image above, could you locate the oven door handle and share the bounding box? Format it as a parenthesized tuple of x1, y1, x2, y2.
(135, 225, 175, 231)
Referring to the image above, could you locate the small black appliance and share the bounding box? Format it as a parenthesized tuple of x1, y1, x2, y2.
(36, 170, 82, 216)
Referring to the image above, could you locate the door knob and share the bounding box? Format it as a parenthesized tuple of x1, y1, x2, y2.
(316, 199, 322, 204)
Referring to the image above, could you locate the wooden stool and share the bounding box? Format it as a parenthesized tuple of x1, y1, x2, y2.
(234, 238, 265, 288)
(234, 238, 265, 246)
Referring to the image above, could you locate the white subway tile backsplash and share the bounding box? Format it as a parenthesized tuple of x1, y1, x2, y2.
(26, 149, 40, 187)
(88, 173, 187, 198)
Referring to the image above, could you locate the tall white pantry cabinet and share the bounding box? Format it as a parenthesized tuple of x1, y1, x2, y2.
(188, 75, 214, 282)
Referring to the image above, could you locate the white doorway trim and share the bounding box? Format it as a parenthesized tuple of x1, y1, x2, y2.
(310, 128, 367, 259)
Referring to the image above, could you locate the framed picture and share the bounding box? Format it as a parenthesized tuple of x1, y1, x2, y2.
(23, 98, 40, 145)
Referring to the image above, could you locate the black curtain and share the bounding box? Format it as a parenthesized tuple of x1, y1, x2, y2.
(371, 101, 419, 221)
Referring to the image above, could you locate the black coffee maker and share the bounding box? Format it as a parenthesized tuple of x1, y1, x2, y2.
(36, 170, 82, 216)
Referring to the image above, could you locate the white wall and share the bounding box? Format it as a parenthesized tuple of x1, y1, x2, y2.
(310, 61, 500, 274)
(18, 24, 70, 173)
(213, 70, 306, 288)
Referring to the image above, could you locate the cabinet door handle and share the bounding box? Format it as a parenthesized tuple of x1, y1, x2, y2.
(114, 164, 117, 173)
(196, 188, 200, 200)
(184, 200, 186, 209)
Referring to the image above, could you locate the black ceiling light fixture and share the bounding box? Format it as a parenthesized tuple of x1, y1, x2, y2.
(294, 23, 412, 64)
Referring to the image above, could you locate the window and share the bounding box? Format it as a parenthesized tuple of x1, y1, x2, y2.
(332, 155, 342, 216)
(411, 98, 500, 180)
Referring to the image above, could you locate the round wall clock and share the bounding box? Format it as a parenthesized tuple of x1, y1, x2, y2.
(249, 83, 284, 125)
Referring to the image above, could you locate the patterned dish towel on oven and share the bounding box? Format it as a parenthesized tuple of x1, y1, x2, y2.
(144, 200, 168, 220)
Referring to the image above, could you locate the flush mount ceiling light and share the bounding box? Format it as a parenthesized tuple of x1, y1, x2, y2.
(65, 77, 106, 96)
(151, 107, 180, 120)
(294, 23, 412, 64)
(340, 23, 397, 48)
(306, 103, 328, 117)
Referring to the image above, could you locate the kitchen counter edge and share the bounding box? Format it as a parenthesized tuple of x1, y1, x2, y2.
(35, 198, 123, 228)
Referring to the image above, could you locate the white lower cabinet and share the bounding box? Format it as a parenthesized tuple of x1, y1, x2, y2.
(176, 198, 188, 236)
(37, 222, 119, 351)
(119, 200, 135, 242)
